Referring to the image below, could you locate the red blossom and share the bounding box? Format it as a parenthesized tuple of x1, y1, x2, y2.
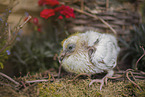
(37, 26, 41, 32)
(58, 15, 63, 19)
(38, 0, 59, 6)
(33, 17, 39, 25)
(24, 16, 42, 32)
(54, 5, 75, 19)
(40, 9, 55, 19)
(54, 6, 64, 12)
(38, 0, 44, 6)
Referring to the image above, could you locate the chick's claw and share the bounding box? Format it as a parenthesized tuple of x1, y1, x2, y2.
(89, 77, 107, 91)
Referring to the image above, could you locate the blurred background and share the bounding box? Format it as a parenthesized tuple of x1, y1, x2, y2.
(0, 0, 145, 77)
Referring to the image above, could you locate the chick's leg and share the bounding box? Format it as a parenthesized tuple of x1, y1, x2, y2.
(89, 70, 114, 90)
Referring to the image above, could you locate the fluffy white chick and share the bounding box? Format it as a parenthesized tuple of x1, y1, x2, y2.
(59, 31, 120, 90)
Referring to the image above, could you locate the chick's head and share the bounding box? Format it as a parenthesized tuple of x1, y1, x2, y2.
(59, 32, 100, 74)
(60, 33, 80, 61)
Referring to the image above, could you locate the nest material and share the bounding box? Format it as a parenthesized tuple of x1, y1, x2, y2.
(65, 0, 141, 37)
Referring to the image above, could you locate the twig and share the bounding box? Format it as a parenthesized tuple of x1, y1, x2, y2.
(58, 59, 62, 78)
(108, 74, 124, 79)
(25, 79, 50, 83)
(23, 83, 37, 92)
(8, 24, 11, 41)
(21, 81, 26, 88)
(106, 0, 109, 11)
(0, 43, 9, 53)
(72, 8, 117, 36)
(126, 71, 143, 92)
(140, 71, 145, 75)
(0, 15, 32, 53)
(19, 15, 31, 28)
(10, 15, 32, 45)
(135, 46, 145, 70)
(0, 72, 20, 86)
(114, 70, 145, 80)
(129, 71, 137, 82)
(48, 73, 51, 81)
(51, 73, 56, 82)
(134, 76, 145, 79)
(81, 0, 84, 10)
(0, 81, 14, 88)
(0, 24, 11, 53)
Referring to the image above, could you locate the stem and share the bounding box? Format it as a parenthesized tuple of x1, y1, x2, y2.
(0, 72, 20, 86)
(135, 46, 145, 70)
(25, 80, 50, 83)
(126, 71, 143, 92)
(58, 62, 62, 78)
(72, 8, 117, 36)
(69, 73, 91, 82)
(106, 0, 109, 11)
(0, 15, 31, 53)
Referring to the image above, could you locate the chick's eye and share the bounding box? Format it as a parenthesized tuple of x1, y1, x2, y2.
(67, 43, 75, 51)
(68, 46, 73, 50)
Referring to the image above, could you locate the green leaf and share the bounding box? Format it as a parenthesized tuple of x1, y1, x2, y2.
(0, 62, 4, 69)
(118, 37, 129, 48)
(44, 51, 53, 57)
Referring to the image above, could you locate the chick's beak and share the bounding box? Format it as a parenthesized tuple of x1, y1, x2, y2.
(59, 50, 66, 62)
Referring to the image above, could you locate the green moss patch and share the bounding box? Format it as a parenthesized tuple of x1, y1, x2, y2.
(0, 76, 145, 97)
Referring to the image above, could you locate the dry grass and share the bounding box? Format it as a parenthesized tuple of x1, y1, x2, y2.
(0, 75, 145, 97)
(35, 77, 145, 97)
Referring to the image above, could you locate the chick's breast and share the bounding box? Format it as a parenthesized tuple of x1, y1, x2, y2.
(62, 49, 103, 74)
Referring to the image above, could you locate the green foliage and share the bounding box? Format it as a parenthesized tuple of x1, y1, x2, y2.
(140, 0, 145, 23)
(9, 31, 61, 75)
(119, 24, 145, 71)
(0, 5, 12, 69)
(0, 49, 9, 69)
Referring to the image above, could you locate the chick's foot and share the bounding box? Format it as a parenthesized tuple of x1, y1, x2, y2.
(89, 77, 107, 91)
(89, 70, 114, 90)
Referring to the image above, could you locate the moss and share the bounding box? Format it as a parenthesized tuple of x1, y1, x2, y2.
(0, 86, 26, 97)
(122, 80, 145, 97)
(35, 78, 145, 97)
(0, 75, 145, 97)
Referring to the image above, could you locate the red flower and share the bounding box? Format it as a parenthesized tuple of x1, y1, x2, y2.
(46, 0, 59, 7)
(54, 6, 64, 12)
(38, 0, 59, 7)
(58, 15, 63, 19)
(37, 26, 41, 32)
(40, 9, 55, 19)
(38, 0, 44, 6)
(33, 17, 39, 25)
(54, 5, 75, 19)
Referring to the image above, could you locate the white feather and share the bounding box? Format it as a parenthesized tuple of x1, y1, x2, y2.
(60, 31, 120, 74)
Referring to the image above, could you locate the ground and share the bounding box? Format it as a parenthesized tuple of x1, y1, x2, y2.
(0, 74, 145, 97)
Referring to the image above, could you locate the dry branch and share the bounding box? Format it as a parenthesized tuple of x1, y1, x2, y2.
(0, 15, 32, 53)
(135, 46, 145, 70)
(72, 8, 117, 35)
(25, 80, 50, 83)
(126, 71, 143, 92)
(0, 72, 20, 86)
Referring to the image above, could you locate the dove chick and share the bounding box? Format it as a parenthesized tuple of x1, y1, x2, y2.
(59, 31, 120, 90)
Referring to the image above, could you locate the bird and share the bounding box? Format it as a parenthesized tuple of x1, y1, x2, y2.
(59, 31, 120, 90)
